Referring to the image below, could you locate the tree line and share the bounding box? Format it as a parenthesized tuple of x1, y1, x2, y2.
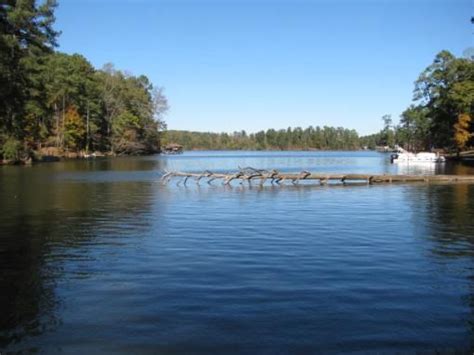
(163, 126, 360, 150)
(1, 0, 167, 162)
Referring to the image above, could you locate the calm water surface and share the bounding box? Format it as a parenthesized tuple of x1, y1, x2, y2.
(1, 151, 474, 353)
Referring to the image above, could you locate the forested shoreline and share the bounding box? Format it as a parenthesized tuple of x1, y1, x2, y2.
(1, 1, 168, 163)
(163, 127, 361, 151)
(1, 1, 472, 162)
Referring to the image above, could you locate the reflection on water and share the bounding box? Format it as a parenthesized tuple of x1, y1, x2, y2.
(0, 151, 473, 352)
(418, 184, 474, 258)
(394, 162, 439, 175)
(0, 157, 167, 351)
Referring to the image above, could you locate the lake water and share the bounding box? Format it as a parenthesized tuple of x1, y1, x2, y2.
(1, 151, 474, 353)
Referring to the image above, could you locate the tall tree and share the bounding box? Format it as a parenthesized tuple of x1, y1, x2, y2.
(380, 114, 395, 147)
(414, 50, 474, 148)
(398, 105, 431, 151)
(0, 0, 59, 138)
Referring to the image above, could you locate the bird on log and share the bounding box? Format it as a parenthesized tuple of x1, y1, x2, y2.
(160, 167, 474, 186)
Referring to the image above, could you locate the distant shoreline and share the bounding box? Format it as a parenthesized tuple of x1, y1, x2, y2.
(182, 147, 367, 152)
(3, 148, 474, 166)
(1, 148, 372, 165)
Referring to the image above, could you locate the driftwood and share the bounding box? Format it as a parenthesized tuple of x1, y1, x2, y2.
(160, 168, 474, 187)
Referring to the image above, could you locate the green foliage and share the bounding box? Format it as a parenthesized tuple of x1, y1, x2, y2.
(113, 111, 140, 134)
(163, 126, 361, 151)
(0, 0, 58, 137)
(397, 106, 431, 151)
(1, 137, 23, 161)
(380, 115, 395, 147)
(413, 50, 474, 149)
(97, 64, 168, 153)
(0, 3, 168, 156)
(358, 134, 377, 150)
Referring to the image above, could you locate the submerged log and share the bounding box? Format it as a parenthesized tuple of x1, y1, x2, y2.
(160, 168, 474, 187)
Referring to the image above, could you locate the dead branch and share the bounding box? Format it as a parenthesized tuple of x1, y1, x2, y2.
(160, 169, 474, 187)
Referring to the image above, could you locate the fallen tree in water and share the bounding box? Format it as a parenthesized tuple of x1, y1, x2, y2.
(161, 167, 474, 186)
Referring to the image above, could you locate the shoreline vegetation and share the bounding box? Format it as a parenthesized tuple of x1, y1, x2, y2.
(1, 2, 473, 165)
(162, 127, 360, 152)
(1, 1, 168, 166)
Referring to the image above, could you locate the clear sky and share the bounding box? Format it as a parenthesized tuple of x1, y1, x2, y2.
(55, 0, 472, 135)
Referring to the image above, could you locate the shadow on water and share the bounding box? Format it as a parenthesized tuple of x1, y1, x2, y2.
(0, 157, 168, 350)
(408, 183, 474, 347)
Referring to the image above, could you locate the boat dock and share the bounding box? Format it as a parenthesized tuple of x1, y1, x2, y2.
(161, 167, 474, 186)
(445, 150, 474, 161)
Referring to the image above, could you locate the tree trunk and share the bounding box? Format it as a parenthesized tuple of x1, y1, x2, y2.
(55, 102, 59, 147)
(61, 95, 65, 148)
(86, 102, 90, 153)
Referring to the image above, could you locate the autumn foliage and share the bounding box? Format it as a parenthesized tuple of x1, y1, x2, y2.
(64, 106, 86, 150)
(454, 113, 473, 150)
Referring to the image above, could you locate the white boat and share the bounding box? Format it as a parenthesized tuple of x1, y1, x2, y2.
(390, 147, 445, 164)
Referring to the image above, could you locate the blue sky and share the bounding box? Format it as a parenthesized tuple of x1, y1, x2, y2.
(55, 0, 471, 135)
